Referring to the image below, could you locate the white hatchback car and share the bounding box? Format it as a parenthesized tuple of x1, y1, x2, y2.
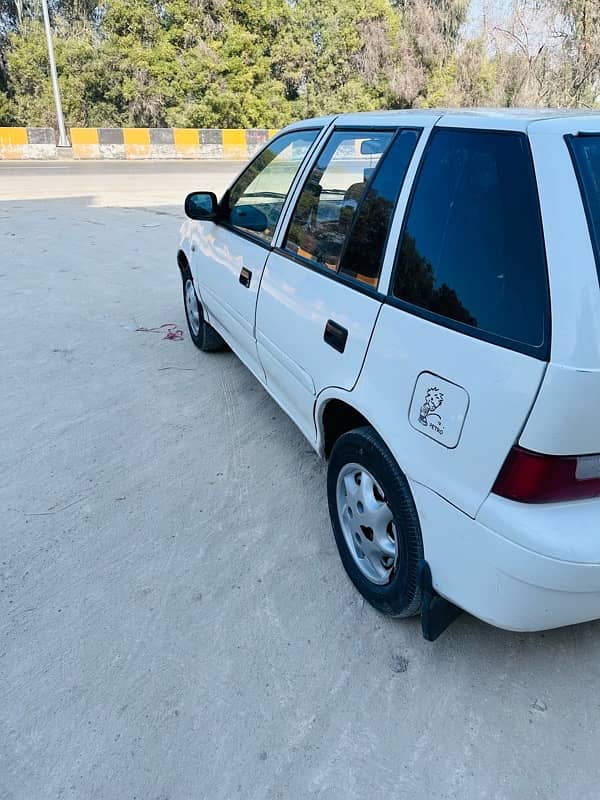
(178, 109, 600, 638)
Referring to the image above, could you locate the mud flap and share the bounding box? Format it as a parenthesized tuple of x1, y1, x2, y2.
(417, 560, 462, 641)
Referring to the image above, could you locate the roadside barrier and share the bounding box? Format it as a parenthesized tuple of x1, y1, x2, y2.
(0, 127, 279, 160)
(0, 127, 56, 159)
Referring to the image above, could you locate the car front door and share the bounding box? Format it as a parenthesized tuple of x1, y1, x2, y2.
(255, 127, 422, 441)
(190, 126, 323, 381)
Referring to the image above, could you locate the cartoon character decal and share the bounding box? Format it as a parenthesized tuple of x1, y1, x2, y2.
(418, 387, 444, 427)
(410, 373, 469, 448)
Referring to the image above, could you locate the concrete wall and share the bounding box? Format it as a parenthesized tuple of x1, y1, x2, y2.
(0, 127, 280, 160)
(0, 127, 57, 159)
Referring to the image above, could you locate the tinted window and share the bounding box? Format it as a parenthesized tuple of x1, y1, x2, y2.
(226, 129, 318, 243)
(393, 129, 549, 350)
(284, 130, 393, 272)
(567, 135, 600, 280)
(339, 129, 420, 287)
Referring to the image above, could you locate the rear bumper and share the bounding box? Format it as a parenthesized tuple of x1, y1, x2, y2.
(413, 484, 600, 631)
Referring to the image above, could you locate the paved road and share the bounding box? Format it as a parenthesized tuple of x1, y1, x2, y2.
(2, 163, 600, 800)
(0, 159, 242, 177)
(0, 159, 241, 206)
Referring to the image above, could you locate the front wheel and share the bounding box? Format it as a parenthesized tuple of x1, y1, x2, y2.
(183, 277, 226, 352)
(327, 426, 424, 617)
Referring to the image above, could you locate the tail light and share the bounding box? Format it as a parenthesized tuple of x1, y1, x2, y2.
(492, 446, 600, 503)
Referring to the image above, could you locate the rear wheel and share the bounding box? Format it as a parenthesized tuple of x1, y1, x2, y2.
(183, 277, 225, 352)
(327, 426, 423, 617)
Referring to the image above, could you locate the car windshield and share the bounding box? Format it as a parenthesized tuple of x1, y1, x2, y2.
(568, 134, 600, 281)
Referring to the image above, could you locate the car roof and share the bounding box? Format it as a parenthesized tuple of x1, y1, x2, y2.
(336, 108, 600, 123)
(283, 108, 600, 135)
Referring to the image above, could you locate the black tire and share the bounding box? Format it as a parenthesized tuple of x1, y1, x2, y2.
(183, 276, 226, 352)
(327, 426, 424, 617)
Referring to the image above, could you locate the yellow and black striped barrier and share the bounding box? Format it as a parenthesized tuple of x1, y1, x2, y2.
(0, 127, 57, 159)
(0, 127, 279, 160)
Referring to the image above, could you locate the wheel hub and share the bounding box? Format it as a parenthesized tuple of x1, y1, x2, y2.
(336, 463, 398, 585)
(185, 279, 200, 336)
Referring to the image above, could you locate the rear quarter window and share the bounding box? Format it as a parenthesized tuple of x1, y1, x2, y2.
(392, 128, 550, 358)
(566, 135, 600, 281)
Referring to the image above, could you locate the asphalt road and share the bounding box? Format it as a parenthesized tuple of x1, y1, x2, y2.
(0, 159, 240, 176)
(2, 162, 600, 800)
(0, 159, 241, 207)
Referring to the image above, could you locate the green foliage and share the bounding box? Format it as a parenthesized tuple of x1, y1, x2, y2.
(421, 60, 457, 107)
(2, 23, 57, 126)
(0, 90, 12, 124)
(1, 0, 595, 130)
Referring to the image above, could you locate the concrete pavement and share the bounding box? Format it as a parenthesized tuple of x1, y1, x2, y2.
(2, 162, 600, 800)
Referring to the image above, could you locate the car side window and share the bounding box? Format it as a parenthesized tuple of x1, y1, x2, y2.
(338, 129, 420, 287)
(226, 129, 319, 244)
(283, 130, 394, 273)
(392, 128, 549, 350)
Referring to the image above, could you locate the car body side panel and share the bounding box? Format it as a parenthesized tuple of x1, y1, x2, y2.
(528, 127, 600, 369)
(519, 126, 600, 456)
(519, 363, 600, 455)
(318, 304, 546, 518)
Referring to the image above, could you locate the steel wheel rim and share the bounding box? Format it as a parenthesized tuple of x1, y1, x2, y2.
(335, 463, 398, 585)
(185, 279, 200, 336)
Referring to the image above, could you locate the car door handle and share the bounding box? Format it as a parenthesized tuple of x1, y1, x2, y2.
(324, 319, 348, 353)
(239, 267, 252, 288)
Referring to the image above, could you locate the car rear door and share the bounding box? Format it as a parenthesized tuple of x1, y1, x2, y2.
(255, 126, 422, 442)
(190, 125, 324, 381)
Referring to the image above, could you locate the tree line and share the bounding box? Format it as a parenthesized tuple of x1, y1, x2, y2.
(0, 0, 598, 130)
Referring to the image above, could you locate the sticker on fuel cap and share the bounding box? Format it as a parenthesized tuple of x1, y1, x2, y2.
(408, 372, 470, 449)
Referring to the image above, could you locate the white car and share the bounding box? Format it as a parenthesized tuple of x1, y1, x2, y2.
(177, 109, 600, 638)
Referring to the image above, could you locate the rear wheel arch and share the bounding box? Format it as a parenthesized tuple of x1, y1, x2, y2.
(318, 398, 417, 509)
(319, 398, 379, 459)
